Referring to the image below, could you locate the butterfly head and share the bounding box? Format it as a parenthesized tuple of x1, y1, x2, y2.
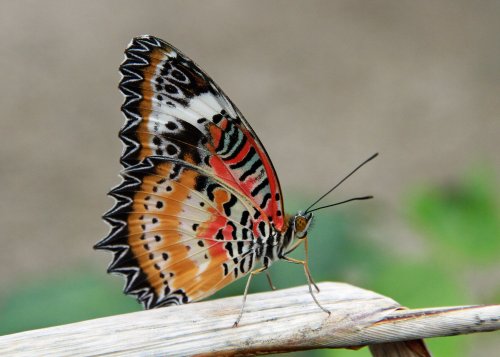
(292, 211, 314, 239)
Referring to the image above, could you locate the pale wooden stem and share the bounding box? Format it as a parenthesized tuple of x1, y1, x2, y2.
(0, 282, 498, 357)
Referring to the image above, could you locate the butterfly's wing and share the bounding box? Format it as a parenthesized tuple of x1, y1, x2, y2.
(117, 35, 284, 228)
(95, 35, 283, 307)
(96, 157, 264, 307)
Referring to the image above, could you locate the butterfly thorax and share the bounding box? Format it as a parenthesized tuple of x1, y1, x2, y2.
(255, 211, 313, 269)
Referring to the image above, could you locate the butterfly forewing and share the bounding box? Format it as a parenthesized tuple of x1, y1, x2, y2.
(118, 35, 284, 227)
(97, 35, 284, 308)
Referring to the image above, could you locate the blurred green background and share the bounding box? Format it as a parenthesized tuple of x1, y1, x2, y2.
(0, 1, 499, 356)
(1, 166, 498, 356)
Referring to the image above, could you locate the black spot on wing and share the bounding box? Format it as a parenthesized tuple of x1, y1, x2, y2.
(206, 183, 218, 201)
(227, 221, 238, 240)
(223, 133, 247, 161)
(194, 175, 208, 192)
(237, 241, 245, 255)
(258, 221, 267, 237)
(239, 258, 247, 273)
(222, 194, 238, 216)
(240, 211, 250, 226)
(225, 242, 234, 257)
(251, 177, 269, 197)
(218, 122, 241, 157)
(239, 158, 262, 182)
(229, 147, 256, 170)
(160, 121, 204, 164)
(260, 192, 271, 209)
(169, 164, 182, 180)
(242, 227, 251, 240)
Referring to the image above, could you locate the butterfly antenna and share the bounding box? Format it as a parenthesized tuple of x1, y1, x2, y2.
(306, 196, 373, 213)
(304, 152, 378, 213)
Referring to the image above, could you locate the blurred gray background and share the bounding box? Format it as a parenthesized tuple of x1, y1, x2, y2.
(0, 0, 498, 352)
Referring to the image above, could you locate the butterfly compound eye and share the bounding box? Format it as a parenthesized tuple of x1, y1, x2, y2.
(295, 216, 307, 233)
(293, 212, 313, 239)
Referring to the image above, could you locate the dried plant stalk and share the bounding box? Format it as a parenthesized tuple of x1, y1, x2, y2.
(0, 282, 498, 356)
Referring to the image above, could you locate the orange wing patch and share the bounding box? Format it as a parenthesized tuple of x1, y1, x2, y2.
(98, 156, 258, 307)
(127, 160, 231, 304)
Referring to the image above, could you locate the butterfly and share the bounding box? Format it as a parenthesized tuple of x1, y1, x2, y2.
(94, 35, 375, 326)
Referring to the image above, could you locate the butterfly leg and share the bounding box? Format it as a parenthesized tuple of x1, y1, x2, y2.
(282, 255, 331, 315)
(304, 237, 320, 293)
(233, 266, 268, 327)
(266, 271, 277, 290)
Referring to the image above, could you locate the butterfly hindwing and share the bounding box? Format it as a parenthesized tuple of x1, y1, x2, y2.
(97, 157, 262, 307)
